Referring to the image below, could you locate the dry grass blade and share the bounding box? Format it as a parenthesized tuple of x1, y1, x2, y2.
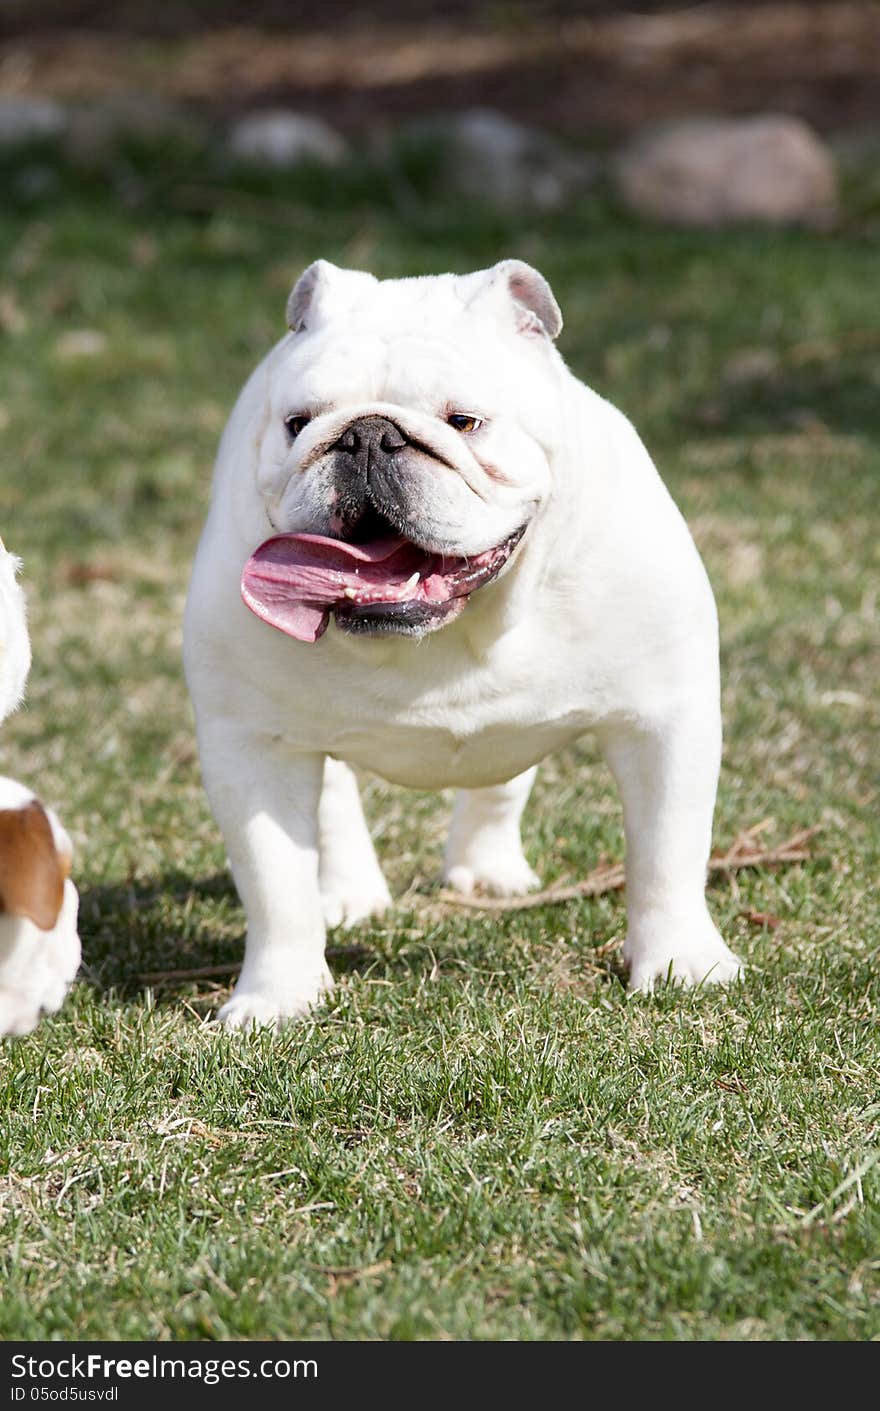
(435, 823, 821, 913)
(140, 942, 367, 986)
(437, 863, 626, 913)
(139, 825, 820, 986)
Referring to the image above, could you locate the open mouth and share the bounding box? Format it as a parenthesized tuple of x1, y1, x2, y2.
(241, 509, 525, 643)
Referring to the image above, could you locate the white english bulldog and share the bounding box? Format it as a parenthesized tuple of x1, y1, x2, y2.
(184, 259, 743, 1029)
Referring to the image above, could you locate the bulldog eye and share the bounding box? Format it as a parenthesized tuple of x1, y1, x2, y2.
(284, 413, 311, 440)
(447, 413, 482, 434)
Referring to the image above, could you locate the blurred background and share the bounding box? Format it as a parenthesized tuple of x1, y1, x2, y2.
(2, 2, 879, 275)
(2, 1, 879, 140)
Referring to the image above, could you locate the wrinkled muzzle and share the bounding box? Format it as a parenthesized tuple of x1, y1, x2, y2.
(243, 407, 532, 643)
(326, 413, 414, 538)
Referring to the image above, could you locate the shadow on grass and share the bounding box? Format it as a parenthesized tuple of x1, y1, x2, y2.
(76, 868, 628, 1012)
(77, 871, 380, 1003)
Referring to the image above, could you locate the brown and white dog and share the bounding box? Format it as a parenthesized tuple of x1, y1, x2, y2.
(0, 541, 80, 1037)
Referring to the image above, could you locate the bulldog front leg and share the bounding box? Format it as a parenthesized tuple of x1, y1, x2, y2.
(599, 707, 743, 992)
(319, 758, 392, 927)
(443, 766, 540, 897)
(197, 723, 331, 1029)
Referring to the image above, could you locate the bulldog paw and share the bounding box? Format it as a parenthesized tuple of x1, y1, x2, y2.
(320, 871, 392, 928)
(444, 852, 540, 898)
(217, 967, 333, 1031)
(625, 921, 744, 994)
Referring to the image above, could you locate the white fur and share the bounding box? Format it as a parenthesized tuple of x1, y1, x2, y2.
(184, 261, 742, 1028)
(444, 767, 540, 897)
(0, 540, 32, 724)
(319, 757, 392, 928)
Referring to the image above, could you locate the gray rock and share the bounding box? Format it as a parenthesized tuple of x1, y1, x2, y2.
(615, 115, 837, 227)
(407, 108, 597, 210)
(0, 96, 67, 148)
(228, 110, 347, 168)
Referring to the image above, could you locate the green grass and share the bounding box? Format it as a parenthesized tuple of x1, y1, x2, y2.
(0, 141, 878, 1340)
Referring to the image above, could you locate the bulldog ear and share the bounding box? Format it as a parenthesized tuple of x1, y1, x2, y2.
(286, 260, 378, 333)
(0, 799, 65, 931)
(286, 260, 329, 332)
(492, 260, 563, 340)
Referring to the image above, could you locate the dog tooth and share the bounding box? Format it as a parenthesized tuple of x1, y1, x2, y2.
(403, 572, 420, 591)
(343, 587, 357, 599)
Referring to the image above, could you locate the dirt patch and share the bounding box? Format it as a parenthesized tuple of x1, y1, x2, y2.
(1, 3, 878, 137)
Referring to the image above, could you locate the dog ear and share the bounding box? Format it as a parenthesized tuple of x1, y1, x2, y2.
(496, 260, 563, 339)
(0, 799, 65, 931)
(473, 260, 563, 340)
(286, 261, 378, 333)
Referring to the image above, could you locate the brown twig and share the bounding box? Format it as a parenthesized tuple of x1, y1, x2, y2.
(738, 910, 782, 931)
(434, 823, 821, 912)
(437, 863, 627, 912)
(138, 823, 820, 984)
(140, 941, 368, 987)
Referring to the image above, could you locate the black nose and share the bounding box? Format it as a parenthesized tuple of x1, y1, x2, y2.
(335, 416, 407, 461)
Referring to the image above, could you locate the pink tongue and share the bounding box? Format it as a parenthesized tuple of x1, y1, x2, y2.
(241, 532, 428, 643)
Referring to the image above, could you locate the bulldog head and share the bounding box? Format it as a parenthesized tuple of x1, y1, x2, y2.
(241, 260, 564, 641)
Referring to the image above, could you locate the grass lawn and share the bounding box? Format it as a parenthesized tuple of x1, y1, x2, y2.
(0, 142, 877, 1341)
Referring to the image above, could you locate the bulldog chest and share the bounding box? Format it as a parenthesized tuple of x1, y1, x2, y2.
(327, 715, 582, 791)
(237, 612, 593, 787)
(235, 603, 602, 787)
(308, 670, 588, 789)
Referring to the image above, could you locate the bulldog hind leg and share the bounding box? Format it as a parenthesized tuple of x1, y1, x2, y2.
(319, 758, 392, 928)
(599, 708, 743, 992)
(443, 766, 540, 897)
